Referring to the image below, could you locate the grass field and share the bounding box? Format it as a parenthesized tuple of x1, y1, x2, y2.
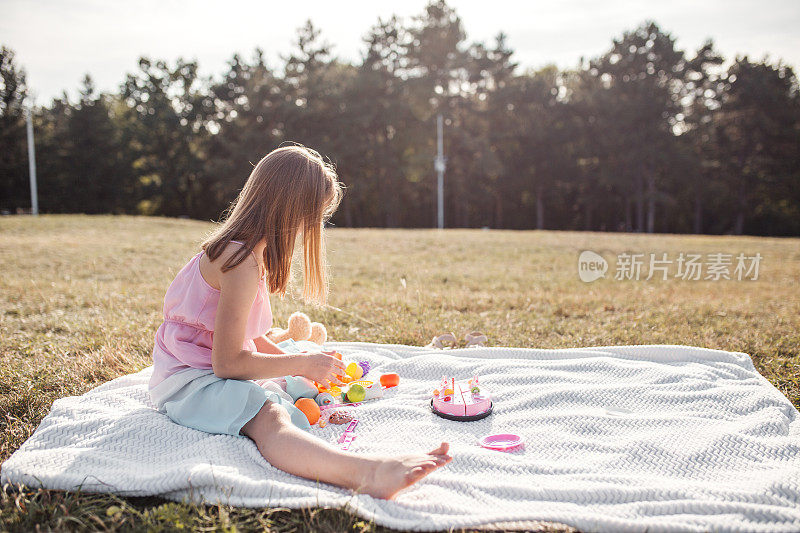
(2, 215, 799, 532)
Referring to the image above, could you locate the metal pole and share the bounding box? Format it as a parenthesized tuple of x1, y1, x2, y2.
(26, 108, 38, 216)
(435, 113, 445, 229)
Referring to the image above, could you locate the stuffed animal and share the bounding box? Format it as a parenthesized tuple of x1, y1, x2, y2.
(267, 311, 327, 345)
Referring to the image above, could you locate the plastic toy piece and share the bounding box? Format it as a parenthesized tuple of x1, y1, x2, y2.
(426, 332, 457, 349)
(434, 383, 465, 417)
(346, 362, 364, 380)
(379, 373, 400, 388)
(351, 380, 383, 400)
(318, 408, 355, 428)
(338, 419, 359, 450)
(347, 383, 366, 402)
(365, 385, 383, 400)
(316, 384, 341, 396)
(295, 397, 321, 425)
(468, 376, 480, 394)
(340, 434, 356, 450)
(315, 392, 335, 406)
(479, 433, 524, 451)
(318, 409, 331, 428)
(464, 331, 488, 348)
(328, 410, 354, 424)
(320, 401, 361, 410)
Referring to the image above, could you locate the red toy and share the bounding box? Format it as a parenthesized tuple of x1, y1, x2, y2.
(380, 373, 400, 388)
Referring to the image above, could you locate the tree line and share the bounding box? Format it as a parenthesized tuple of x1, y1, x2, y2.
(1, 1, 799, 235)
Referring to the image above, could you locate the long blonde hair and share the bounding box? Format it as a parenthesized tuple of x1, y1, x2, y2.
(202, 145, 343, 304)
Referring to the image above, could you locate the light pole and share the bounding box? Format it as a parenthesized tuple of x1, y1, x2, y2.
(434, 113, 446, 229)
(26, 107, 38, 216)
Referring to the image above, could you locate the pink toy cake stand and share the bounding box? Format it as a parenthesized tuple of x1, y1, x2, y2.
(430, 378, 493, 421)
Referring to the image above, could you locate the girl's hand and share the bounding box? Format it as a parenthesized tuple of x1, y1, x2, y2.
(302, 352, 346, 387)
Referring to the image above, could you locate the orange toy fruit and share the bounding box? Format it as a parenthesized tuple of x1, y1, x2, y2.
(295, 398, 321, 425)
(380, 373, 400, 388)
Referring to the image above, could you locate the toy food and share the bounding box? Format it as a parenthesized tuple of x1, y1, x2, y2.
(329, 410, 354, 424)
(431, 375, 492, 421)
(352, 380, 383, 400)
(295, 397, 321, 425)
(345, 362, 363, 380)
(266, 311, 327, 345)
(379, 373, 400, 388)
(315, 392, 335, 406)
(347, 383, 366, 403)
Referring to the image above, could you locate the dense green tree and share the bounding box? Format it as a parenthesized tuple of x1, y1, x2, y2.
(206, 51, 287, 218)
(353, 16, 418, 227)
(563, 60, 625, 231)
(122, 58, 211, 217)
(2, 1, 798, 236)
(713, 57, 800, 235)
(590, 22, 688, 232)
(678, 40, 726, 234)
(0, 46, 29, 213)
(404, 0, 474, 227)
(34, 76, 136, 213)
(472, 33, 517, 228)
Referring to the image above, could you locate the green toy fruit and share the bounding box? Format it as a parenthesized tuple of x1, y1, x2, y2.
(347, 383, 366, 403)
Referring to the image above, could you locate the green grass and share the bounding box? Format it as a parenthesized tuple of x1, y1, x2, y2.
(2, 215, 799, 532)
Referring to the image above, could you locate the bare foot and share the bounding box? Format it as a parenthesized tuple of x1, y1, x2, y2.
(359, 442, 452, 499)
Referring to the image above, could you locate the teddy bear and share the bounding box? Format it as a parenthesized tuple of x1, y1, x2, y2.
(266, 311, 327, 345)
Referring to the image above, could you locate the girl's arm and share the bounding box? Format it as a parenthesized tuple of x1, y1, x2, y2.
(210, 255, 345, 384)
(253, 334, 284, 355)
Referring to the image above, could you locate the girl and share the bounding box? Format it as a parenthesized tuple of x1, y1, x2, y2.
(148, 145, 451, 499)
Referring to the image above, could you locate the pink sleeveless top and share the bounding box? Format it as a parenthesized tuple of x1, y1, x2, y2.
(149, 242, 272, 388)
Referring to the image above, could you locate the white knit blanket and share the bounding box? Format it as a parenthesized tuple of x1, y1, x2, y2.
(3, 343, 800, 532)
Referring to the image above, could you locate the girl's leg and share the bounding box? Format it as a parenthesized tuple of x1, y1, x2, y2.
(241, 401, 452, 499)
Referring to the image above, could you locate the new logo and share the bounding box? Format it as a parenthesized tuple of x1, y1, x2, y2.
(578, 250, 608, 282)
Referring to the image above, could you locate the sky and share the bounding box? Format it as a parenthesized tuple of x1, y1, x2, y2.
(3, 0, 800, 103)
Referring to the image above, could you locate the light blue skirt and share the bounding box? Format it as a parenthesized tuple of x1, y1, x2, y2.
(149, 370, 310, 436)
(148, 340, 322, 436)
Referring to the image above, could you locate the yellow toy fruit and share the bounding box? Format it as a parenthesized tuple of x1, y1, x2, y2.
(295, 398, 320, 425)
(345, 362, 363, 380)
(347, 383, 366, 403)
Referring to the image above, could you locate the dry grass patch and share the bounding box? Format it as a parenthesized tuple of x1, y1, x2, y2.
(1, 215, 798, 532)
